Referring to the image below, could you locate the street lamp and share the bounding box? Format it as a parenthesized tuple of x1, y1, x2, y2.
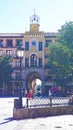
(16, 46, 24, 108)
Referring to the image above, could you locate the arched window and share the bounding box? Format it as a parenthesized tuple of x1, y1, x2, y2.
(30, 54, 37, 67)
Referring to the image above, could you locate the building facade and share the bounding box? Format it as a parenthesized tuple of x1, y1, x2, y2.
(0, 12, 57, 96)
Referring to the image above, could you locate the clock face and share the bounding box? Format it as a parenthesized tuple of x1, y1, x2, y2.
(32, 41, 36, 46)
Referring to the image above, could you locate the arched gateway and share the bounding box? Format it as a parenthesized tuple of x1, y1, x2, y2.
(24, 68, 45, 96)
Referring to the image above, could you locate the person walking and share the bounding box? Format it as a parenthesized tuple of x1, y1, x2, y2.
(49, 89, 52, 97)
(49, 89, 52, 107)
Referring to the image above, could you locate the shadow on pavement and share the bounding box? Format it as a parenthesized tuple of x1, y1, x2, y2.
(0, 117, 14, 125)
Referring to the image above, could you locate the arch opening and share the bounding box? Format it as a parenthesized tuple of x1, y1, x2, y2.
(26, 72, 42, 97)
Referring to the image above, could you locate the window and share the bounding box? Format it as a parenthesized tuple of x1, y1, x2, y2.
(0, 40, 3, 47)
(45, 40, 52, 47)
(30, 54, 37, 67)
(16, 39, 23, 47)
(25, 42, 29, 50)
(25, 58, 29, 67)
(6, 50, 12, 56)
(38, 58, 42, 67)
(15, 60, 20, 67)
(6, 40, 13, 47)
(0, 50, 2, 56)
(38, 42, 43, 51)
(15, 72, 20, 79)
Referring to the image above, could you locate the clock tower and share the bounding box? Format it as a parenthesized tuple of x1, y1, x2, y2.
(30, 9, 40, 32)
(24, 10, 45, 96)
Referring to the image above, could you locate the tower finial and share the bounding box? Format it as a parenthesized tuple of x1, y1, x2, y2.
(30, 9, 40, 23)
(34, 8, 35, 15)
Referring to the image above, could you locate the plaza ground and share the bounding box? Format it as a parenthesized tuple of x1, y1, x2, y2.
(0, 97, 73, 130)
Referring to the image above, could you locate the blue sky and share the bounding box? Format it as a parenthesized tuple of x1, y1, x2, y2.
(0, 0, 73, 33)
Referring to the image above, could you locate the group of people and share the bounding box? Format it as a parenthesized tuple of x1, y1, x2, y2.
(25, 86, 60, 99)
(48, 86, 60, 97)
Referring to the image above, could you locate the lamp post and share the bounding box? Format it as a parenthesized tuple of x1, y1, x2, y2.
(16, 46, 24, 108)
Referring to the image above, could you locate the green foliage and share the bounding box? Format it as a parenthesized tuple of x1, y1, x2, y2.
(46, 21, 73, 87)
(47, 43, 71, 82)
(48, 43, 71, 67)
(0, 56, 13, 84)
(58, 21, 73, 49)
(58, 21, 73, 73)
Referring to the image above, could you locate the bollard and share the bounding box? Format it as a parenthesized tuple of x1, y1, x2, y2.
(14, 99, 23, 109)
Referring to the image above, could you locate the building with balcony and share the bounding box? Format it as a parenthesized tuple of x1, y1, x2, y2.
(0, 12, 57, 96)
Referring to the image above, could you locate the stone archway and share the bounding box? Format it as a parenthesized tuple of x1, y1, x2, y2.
(26, 72, 42, 96)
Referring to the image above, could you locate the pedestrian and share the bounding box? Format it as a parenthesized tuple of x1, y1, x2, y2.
(49, 89, 52, 97)
(26, 90, 31, 108)
(27, 91, 31, 99)
(48, 89, 52, 107)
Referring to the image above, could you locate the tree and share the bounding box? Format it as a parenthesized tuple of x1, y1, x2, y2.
(58, 21, 73, 63)
(46, 21, 73, 96)
(47, 43, 71, 87)
(0, 56, 13, 84)
(47, 43, 72, 94)
(58, 21, 73, 49)
(57, 21, 73, 85)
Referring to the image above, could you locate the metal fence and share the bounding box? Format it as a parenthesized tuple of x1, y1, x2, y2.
(25, 97, 70, 108)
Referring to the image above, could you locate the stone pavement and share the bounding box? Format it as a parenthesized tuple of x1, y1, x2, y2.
(0, 98, 73, 130)
(19, 115, 73, 130)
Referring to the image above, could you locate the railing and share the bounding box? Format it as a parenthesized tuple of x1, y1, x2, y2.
(25, 97, 69, 108)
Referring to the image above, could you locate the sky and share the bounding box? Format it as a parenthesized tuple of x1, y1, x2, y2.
(0, 0, 73, 33)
